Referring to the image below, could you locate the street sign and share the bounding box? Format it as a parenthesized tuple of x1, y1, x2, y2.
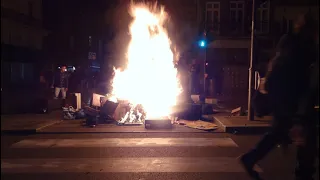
(88, 52, 96, 60)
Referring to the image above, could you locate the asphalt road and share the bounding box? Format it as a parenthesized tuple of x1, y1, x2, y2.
(1, 133, 318, 180)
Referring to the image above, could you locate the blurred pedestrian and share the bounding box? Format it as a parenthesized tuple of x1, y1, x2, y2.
(240, 13, 318, 180)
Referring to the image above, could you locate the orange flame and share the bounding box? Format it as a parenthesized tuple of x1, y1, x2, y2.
(111, 4, 181, 119)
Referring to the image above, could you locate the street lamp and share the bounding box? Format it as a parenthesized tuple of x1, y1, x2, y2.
(248, 0, 260, 121)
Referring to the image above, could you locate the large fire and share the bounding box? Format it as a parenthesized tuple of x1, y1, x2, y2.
(111, 4, 181, 122)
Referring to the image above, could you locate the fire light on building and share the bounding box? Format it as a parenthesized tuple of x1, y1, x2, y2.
(111, 3, 181, 124)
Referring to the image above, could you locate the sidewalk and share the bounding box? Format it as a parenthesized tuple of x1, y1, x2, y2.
(212, 115, 272, 134)
(1, 111, 63, 134)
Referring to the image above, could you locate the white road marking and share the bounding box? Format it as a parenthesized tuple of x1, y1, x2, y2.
(1, 157, 262, 173)
(11, 138, 238, 148)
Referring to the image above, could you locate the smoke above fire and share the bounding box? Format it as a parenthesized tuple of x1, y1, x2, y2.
(111, 3, 181, 119)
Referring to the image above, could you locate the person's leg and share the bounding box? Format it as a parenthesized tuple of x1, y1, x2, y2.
(54, 87, 61, 99)
(240, 114, 292, 179)
(242, 123, 289, 160)
(61, 88, 67, 99)
(295, 113, 317, 180)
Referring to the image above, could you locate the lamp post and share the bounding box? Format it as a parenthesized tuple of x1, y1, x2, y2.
(248, 0, 257, 121)
(198, 39, 207, 95)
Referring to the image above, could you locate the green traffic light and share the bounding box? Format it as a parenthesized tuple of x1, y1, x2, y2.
(199, 40, 206, 47)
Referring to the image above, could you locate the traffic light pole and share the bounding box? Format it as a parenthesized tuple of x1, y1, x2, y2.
(248, 0, 257, 121)
(203, 47, 207, 96)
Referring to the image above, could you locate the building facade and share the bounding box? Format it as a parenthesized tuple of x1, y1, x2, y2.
(197, 0, 318, 98)
(43, 0, 110, 73)
(1, 0, 48, 86)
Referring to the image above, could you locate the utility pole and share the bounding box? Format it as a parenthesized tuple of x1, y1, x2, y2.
(203, 44, 207, 96)
(248, 0, 257, 121)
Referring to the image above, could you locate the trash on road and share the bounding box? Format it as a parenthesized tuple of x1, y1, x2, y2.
(177, 120, 218, 131)
(62, 106, 85, 120)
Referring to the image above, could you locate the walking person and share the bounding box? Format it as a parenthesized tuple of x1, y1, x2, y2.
(240, 13, 318, 180)
(51, 66, 69, 100)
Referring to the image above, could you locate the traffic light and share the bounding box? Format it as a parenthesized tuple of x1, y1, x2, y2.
(197, 28, 215, 48)
(198, 40, 206, 47)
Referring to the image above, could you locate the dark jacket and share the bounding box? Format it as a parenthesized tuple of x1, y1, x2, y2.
(52, 72, 69, 88)
(266, 33, 317, 101)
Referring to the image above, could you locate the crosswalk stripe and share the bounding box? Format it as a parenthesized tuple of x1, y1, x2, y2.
(11, 138, 238, 148)
(1, 157, 262, 173)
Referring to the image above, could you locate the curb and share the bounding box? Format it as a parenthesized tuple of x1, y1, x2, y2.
(35, 120, 63, 131)
(35, 131, 225, 134)
(213, 116, 272, 135)
(1, 120, 63, 135)
(222, 126, 272, 135)
(1, 129, 37, 135)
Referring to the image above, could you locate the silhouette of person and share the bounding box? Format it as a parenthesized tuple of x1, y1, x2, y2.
(240, 13, 318, 180)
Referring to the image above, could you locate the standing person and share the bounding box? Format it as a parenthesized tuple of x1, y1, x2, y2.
(51, 66, 69, 99)
(240, 13, 318, 180)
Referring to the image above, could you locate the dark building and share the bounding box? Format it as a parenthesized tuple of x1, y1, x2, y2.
(43, 0, 113, 72)
(1, 0, 49, 114)
(1, 0, 48, 87)
(196, 0, 318, 99)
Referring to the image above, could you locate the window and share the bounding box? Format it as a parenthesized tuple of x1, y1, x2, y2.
(10, 63, 34, 83)
(206, 2, 220, 34)
(230, 1, 245, 34)
(282, 17, 293, 34)
(88, 36, 92, 47)
(256, 1, 270, 34)
(28, 2, 33, 18)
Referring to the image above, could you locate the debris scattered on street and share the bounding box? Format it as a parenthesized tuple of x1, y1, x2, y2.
(62, 106, 85, 120)
(176, 120, 218, 131)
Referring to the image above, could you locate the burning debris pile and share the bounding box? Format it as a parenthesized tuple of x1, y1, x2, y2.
(110, 3, 182, 124)
(118, 103, 146, 124)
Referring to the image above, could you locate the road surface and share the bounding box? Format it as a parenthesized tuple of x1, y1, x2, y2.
(1, 133, 318, 180)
